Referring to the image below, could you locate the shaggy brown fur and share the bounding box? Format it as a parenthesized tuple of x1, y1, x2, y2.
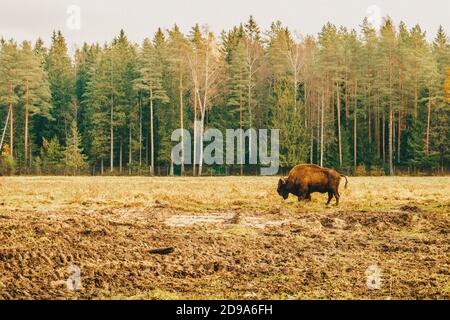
(277, 164, 348, 205)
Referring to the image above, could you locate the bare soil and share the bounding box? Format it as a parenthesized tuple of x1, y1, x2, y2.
(0, 176, 448, 300)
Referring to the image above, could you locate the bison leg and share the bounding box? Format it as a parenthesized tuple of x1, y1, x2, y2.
(326, 192, 333, 205)
(297, 194, 311, 202)
(334, 191, 340, 206)
(296, 185, 310, 202)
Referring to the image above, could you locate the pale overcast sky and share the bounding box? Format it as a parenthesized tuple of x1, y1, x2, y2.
(1, 0, 449, 52)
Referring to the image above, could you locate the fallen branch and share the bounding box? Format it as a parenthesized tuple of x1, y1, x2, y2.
(148, 247, 174, 255)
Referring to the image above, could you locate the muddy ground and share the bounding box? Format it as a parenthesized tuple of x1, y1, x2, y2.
(0, 176, 449, 299)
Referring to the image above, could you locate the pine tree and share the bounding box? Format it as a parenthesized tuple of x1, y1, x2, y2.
(135, 33, 169, 176)
(0, 17, 449, 175)
(272, 81, 308, 166)
(0, 143, 16, 175)
(75, 43, 96, 157)
(40, 137, 64, 172)
(84, 45, 113, 173)
(167, 25, 190, 175)
(317, 23, 340, 167)
(225, 28, 248, 174)
(378, 18, 399, 175)
(152, 29, 176, 173)
(18, 41, 52, 165)
(361, 18, 379, 156)
(64, 120, 87, 174)
(243, 16, 263, 136)
(431, 27, 450, 171)
(0, 40, 21, 157)
(402, 115, 435, 171)
(46, 31, 74, 142)
(409, 25, 429, 119)
(347, 29, 363, 171)
(109, 30, 138, 174)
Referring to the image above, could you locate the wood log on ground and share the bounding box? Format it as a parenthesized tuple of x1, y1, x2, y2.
(148, 247, 174, 255)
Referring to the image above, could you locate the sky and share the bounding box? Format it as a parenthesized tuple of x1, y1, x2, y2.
(1, 0, 449, 53)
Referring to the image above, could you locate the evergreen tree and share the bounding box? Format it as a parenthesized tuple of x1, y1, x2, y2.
(360, 18, 379, 156)
(378, 18, 399, 174)
(135, 32, 169, 175)
(0, 17, 448, 175)
(0, 143, 16, 175)
(430, 27, 450, 171)
(46, 31, 74, 142)
(40, 136, 64, 172)
(317, 23, 340, 166)
(64, 121, 87, 174)
(84, 45, 114, 173)
(225, 29, 248, 174)
(110, 30, 138, 174)
(0, 41, 21, 156)
(272, 81, 309, 166)
(167, 25, 190, 175)
(75, 43, 98, 158)
(402, 115, 435, 171)
(18, 41, 52, 165)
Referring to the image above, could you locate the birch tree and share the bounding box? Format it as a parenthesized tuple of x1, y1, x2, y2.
(187, 25, 224, 175)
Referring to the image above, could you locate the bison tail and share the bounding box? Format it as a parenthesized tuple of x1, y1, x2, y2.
(341, 175, 348, 189)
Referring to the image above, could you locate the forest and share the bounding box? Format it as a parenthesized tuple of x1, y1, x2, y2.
(0, 16, 449, 176)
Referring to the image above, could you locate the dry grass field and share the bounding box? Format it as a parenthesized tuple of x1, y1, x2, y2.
(0, 176, 449, 300)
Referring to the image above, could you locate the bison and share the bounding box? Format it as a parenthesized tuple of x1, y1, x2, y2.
(277, 164, 348, 205)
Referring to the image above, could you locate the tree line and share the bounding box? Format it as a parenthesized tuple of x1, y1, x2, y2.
(0, 16, 449, 176)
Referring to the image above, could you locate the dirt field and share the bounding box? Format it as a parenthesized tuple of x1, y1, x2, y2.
(0, 176, 448, 300)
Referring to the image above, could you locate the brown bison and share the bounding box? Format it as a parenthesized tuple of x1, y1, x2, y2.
(277, 164, 348, 205)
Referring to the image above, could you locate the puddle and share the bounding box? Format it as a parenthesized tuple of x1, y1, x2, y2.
(164, 214, 234, 227)
(164, 213, 290, 229)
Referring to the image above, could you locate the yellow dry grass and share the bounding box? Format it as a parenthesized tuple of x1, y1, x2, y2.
(0, 176, 448, 213)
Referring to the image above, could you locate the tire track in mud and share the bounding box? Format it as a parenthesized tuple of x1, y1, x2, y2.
(0, 207, 448, 299)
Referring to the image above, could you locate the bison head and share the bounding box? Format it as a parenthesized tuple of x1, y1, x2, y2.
(277, 178, 289, 200)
